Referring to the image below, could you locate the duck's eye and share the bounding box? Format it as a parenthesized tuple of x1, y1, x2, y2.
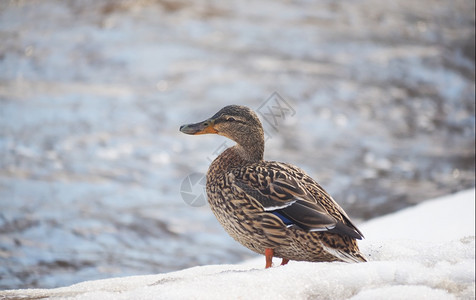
(226, 117, 236, 122)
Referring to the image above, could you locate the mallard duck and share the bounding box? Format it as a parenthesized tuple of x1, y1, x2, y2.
(180, 105, 366, 267)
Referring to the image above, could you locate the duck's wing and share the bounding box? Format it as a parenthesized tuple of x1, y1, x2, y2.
(232, 163, 364, 240)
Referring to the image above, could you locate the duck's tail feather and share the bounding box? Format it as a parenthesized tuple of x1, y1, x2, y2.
(320, 242, 367, 263)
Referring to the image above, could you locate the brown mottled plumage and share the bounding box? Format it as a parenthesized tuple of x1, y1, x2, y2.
(180, 105, 366, 267)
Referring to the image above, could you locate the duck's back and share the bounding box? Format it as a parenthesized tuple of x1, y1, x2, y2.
(206, 147, 366, 263)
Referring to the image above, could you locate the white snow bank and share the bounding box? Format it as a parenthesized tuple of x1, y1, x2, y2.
(2, 189, 474, 299)
(360, 188, 475, 242)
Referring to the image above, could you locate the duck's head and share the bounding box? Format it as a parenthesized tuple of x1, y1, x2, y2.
(180, 105, 264, 161)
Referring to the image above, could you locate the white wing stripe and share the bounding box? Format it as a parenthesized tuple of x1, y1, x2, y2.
(263, 200, 297, 211)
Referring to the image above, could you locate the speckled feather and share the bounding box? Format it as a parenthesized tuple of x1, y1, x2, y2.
(181, 105, 367, 265)
(207, 147, 366, 263)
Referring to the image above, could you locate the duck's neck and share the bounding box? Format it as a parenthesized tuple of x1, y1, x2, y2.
(234, 141, 264, 163)
(209, 142, 264, 176)
(233, 129, 265, 163)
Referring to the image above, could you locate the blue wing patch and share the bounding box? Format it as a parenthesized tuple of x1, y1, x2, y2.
(271, 211, 294, 226)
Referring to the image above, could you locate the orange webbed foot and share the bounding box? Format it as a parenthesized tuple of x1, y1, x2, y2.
(265, 249, 289, 268)
(265, 248, 274, 268)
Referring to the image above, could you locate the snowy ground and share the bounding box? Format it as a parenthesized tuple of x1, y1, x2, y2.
(1, 189, 474, 299)
(1, 0, 475, 289)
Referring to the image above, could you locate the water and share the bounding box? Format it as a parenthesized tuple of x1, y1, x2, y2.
(0, 0, 474, 289)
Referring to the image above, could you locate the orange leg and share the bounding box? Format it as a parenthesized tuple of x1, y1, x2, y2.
(265, 248, 274, 268)
(281, 258, 289, 266)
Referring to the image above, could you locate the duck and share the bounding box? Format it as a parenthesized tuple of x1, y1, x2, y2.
(179, 105, 366, 268)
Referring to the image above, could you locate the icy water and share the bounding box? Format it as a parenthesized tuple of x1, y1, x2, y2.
(0, 0, 474, 289)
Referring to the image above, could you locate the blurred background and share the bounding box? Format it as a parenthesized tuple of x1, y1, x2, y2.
(0, 0, 474, 289)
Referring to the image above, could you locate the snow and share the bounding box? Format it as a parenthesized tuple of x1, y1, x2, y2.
(2, 189, 474, 299)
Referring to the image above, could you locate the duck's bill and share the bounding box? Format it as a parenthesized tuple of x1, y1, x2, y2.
(179, 119, 218, 135)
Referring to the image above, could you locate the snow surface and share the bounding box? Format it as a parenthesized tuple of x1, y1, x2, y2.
(1, 189, 474, 299)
